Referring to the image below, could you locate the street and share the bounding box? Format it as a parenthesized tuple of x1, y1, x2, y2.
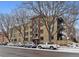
(0, 46, 79, 57)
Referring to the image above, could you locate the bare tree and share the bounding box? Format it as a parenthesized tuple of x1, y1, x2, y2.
(62, 2, 79, 42)
(22, 1, 74, 42)
(0, 14, 16, 42)
(13, 8, 29, 43)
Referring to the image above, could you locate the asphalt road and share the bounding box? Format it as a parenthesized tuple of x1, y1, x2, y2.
(0, 46, 79, 57)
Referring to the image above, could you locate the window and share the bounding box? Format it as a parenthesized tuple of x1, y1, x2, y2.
(24, 38, 28, 41)
(25, 32, 28, 36)
(14, 39, 17, 42)
(30, 37, 32, 40)
(35, 34, 38, 36)
(51, 36, 54, 40)
(30, 31, 32, 35)
(40, 29, 43, 34)
(40, 37, 44, 40)
(34, 29, 38, 33)
(11, 39, 13, 42)
(30, 25, 32, 28)
(13, 34, 16, 37)
(34, 34, 38, 37)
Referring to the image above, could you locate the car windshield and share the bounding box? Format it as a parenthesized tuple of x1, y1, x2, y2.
(39, 42, 45, 44)
(48, 43, 53, 44)
(48, 42, 54, 44)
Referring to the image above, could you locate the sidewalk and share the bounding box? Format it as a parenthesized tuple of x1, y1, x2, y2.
(57, 46, 79, 53)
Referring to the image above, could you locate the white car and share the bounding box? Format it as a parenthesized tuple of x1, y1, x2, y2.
(68, 43, 79, 48)
(7, 43, 15, 46)
(37, 42, 60, 50)
(17, 42, 25, 47)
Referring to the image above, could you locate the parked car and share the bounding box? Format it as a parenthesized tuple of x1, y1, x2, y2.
(7, 43, 15, 46)
(25, 42, 37, 48)
(67, 43, 79, 48)
(17, 42, 25, 47)
(2, 42, 8, 46)
(0, 42, 8, 46)
(37, 42, 60, 50)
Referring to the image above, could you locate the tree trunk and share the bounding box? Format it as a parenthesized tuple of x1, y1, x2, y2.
(7, 38, 10, 42)
(48, 26, 51, 42)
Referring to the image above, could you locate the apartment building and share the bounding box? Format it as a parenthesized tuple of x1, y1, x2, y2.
(0, 32, 8, 44)
(31, 15, 71, 44)
(11, 21, 32, 44)
(10, 15, 74, 45)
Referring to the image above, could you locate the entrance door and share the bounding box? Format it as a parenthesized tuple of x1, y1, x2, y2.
(32, 39, 40, 45)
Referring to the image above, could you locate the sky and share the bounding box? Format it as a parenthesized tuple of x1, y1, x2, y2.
(0, 1, 22, 13)
(0, 1, 79, 29)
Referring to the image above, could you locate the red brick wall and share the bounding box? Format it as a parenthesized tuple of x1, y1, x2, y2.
(0, 32, 8, 44)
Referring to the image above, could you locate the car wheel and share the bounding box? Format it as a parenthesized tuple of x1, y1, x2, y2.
(38, 46, 42, 49)
(50, 46, 56, 50)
